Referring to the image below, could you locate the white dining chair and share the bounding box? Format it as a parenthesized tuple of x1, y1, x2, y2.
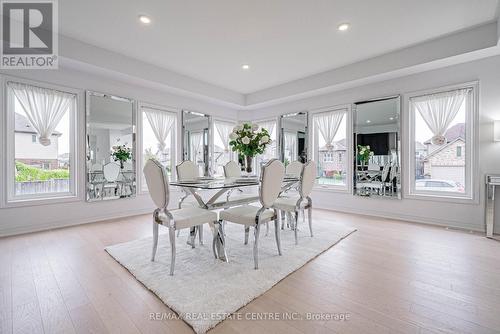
(216, 159, 285, 269)
(286, 161, 303, 177)
(223, 161, 259, 205)
(102, 162, 120, 197)
(274, 161, 316, 245)
(143, 159, 218, 275)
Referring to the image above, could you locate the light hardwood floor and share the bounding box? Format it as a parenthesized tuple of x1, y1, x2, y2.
(1, 209, 500, 334)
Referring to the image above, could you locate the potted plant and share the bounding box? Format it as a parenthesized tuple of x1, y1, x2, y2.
(229, 123, 272, 174)
(111, 145, 132, 169)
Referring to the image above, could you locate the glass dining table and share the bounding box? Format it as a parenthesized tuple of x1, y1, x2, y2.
(169, 175, 300, 260)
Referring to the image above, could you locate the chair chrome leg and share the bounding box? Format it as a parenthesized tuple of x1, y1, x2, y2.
(188, 227, 196, 249)
(308, 207, 313, 237)
(274, 220, 282, 256)
(265, 222, 270, 236)
(177, 229, 180, 237)
(169, 226, 176, 276)
(253, 223, 261, 269)
(244, 226, 250, 245)
(198, 225, 204, 245)
(280, 210, 285, 230)
(212, 223, 218, 259)
(151, 222, 159, 262)
(294, 211, 299, 245)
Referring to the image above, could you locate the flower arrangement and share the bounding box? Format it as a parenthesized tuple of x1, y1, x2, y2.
(111, 145, 132, 168)
(229, 123, 272, 173)
(229, 123, 271, 157)
(357, 144, 373, 164)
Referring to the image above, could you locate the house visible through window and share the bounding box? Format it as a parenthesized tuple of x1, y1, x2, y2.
(410, 85, 475, 199)
(312, 108, 348, 187)
(7, 81, 76, 201)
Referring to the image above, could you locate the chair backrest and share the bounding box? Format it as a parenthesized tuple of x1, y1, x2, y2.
(367, 163, 380, 171)
(259, 159, 285, 208)
(286, 161, 303, 177)
(103, 162, 120, 182)
(176, 160, 199, 180)
(224, 161, 241, 178)
(389, 164, 398, 181)
(143, 159, 169, 209)
(91, 163, 102, 171)
(381, 164, 390, 181)
(300, 161, 317, 198)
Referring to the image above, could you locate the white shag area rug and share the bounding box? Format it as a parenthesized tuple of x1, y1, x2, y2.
(105, 219, 356, 333)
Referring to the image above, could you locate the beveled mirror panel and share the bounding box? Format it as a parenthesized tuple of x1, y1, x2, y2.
(279, 112, 308, 164)
(86, 92, 136, 201)
(353, 96, 401, 198)
(182, 110, 211, 176)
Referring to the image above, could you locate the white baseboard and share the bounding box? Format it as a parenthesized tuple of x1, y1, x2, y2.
(0, 207, 153, 237)
(315, 203, 484, 233)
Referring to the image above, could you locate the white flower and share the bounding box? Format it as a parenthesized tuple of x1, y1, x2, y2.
(229, 132, 238, 140)
(369, 151, 374, 156)
(252, 123, 259, 131)
(360, 149, 365, 154)
(366, 145, 370, 150)
(260, 135, 270, 144)
(233, 126, 239, 132)
(242, 136, 250, 145)
(235, 124, 244, 131)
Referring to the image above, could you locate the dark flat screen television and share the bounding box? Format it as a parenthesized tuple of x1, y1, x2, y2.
(356, 132, 391, 155)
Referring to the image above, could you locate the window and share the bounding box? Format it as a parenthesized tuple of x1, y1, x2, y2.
(408, 84, 476, 200)
(6, 81, 77, 202)
(213, 120, 235, 177)
(312, 107, 348, 188)
(141, 105, 176, 190)
(255, 120, 277, 174)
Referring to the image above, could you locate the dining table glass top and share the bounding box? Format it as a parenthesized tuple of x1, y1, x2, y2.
(170, 176, 300, 189)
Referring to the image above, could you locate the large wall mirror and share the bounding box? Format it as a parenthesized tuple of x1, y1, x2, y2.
(279, 112, 308, 164)
(353, 96, 401, 198)
(86, 92, 136, 201)
(182, 110, 211, 176)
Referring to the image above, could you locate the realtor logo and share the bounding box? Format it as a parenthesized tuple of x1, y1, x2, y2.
(1, 0, 58, 69)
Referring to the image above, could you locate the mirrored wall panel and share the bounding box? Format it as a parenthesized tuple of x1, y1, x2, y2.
(354, 96, 401, 198)
(182, 110, 211, 176)
(86, 92, 136, 201)
(279, 112, 308, 164)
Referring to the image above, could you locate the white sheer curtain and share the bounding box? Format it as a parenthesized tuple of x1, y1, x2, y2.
(257, 120, 276, 139)
(284, 132, 297, 161)
(412, 88, 469, 145)
(9, 82, 74, 146)
(144, 107, 175, 153)
(314, 110, 344, 150)
(214, 121, 233, 152)
(190, 132, 203, 161)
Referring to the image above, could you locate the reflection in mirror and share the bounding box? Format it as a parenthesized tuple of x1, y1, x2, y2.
(354, 96, 401, 198)
(279, 112, 308, 166)
(182, 111, 211, 176)
(86, 92, 136, 201)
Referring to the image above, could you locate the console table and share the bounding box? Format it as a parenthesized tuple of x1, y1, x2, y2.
(485, 174, 500, 240)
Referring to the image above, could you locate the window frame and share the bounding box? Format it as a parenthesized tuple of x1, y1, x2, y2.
(137, 101, 179, 194)
(253, 117, 278, 174)
(404, 81, 479, 203)
(211, 118, 237, 177)
(2, 76, 80, 207)
(309, 104, 352, 193)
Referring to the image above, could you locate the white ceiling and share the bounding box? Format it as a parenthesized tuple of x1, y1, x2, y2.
(60, 0, 499, 94)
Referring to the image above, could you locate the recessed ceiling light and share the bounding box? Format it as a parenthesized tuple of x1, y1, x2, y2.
(138, 15, 151, 24)
(389, 117, 394, 121)
(242, 64, 250, 70)
(338, 23, 350, 31)
(366, 120, 371, 123)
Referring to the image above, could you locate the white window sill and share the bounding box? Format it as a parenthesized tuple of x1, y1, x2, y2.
(3, 193, 80, 209)
(313, 184, 349, 194)
(404, 192, 478, 205)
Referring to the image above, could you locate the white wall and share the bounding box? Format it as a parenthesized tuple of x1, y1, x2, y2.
(240, 55, 500, 232)
(0, 66, 237, 236)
